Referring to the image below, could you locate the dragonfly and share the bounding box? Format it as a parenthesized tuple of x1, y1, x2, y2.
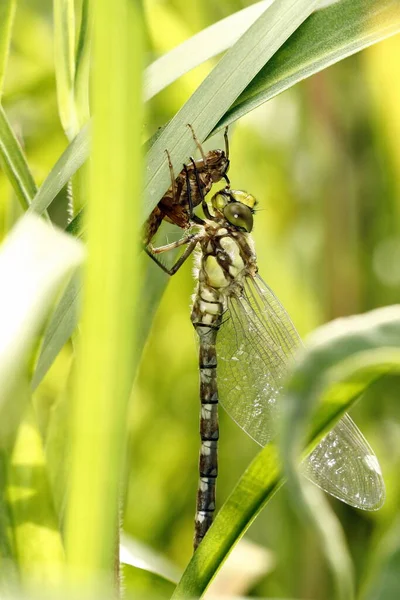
(147, 158, 385, 551)
(143, 124, 230, 247)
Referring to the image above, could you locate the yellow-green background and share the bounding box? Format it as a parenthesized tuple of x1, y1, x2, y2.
(1, 1, 399, 598)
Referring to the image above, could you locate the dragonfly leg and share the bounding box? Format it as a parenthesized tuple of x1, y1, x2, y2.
(165, 149, 177, 201)
(224, 126, 230, 160)
(183, 161, 206, 227)
(150, 233, 198, 254)
(187, 123, 207, 165)
(183, 162, 194, 219)
(189, 157, 214, 221)
(144, 233, 200, 276)
(222, 127, 231, 186)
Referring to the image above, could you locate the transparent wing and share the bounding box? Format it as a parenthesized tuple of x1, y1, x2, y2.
(301, 413, 385, 509)
(217, 274, 385, 510)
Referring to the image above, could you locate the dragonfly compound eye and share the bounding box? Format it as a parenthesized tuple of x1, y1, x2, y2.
(224, 202, 254, 232)
(211, 189, 231, 212)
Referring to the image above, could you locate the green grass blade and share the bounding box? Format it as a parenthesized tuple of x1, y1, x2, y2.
(31, 253, 165, 396)
(31, 271, 81, 391)
(216, 0, 400, 133)
(145, 2, 345, 101)
(172, 306, 400, 599)
(0, 214, 84, 448)
(53, 0, 78, 139)
(27, 123, 90, 217)
(144, 0, 319, 221)
(144, 0, 273, 101)
(66, 208, 84, 237)
(0, 0, 16, 95)
(0, 105, 37, 210)
(121, 532, 180, 585)
(0, 453, 17, 588)
(0, 214, 82, 588)
(123, 564, 177, 599)
(65, 0, 143, 588)
(172, 443, 283, 599)
(74, 0, 91, 128)
(361, 520, 400, 600)
(7, 407, 65, 584)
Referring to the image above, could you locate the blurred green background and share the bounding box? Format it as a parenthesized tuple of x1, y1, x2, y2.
(1, 1, 400, 598)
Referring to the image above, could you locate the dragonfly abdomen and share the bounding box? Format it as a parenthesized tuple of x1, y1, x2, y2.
(192, 274, 224, 549)
(194, 323, 220, 550)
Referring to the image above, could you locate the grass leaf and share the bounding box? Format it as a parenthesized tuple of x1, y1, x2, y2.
(216, 0, 400, 133)
(0, 104, 37, 210)
(144, 0, 274, 101)
(361, 520, 400, 600)
(143, 0, 319, 221)
(145, 1, 346, 101)
(74, 0, 91, 128)
(7, 407, 66, 584)
(172, 306, 400, 599)
(0, 0, 16, 95)
(27, 123, 90, 217)
(0, 214, 84, 447)
(31, 271, 81, 391)
(53, 0, 78, 138)
(0, 213, 82, 587)
(64, 0, 143, 584)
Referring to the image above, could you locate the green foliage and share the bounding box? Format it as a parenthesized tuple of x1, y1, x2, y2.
(0, 105, 37, 210)
(28, 123, 90, 217)
(0, 0, 15, 95)
(218, 0, 400, 131)
(0, 1, 399, 599)
(53, 0, 78, 139)
(63, 0, 143, 586)
(0, 215, 83, 582)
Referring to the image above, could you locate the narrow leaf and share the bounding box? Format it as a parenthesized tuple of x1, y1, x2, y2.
(0, 0, 16, 95)
(121, 532, 180, 584)
(53, 0, 79, 138)
(0, 105, 37, 210)
(145, 1, 343, 101)
(0, 214, 84, 448)
(216, 0, 400, 133)
(66, 208, 84, 237)
(27, 123, 90, 217)
(7, 408, 65, 584)
(65, 0, 143, 586)
(122, 564, 176, 600)
(144, 0, 319, 221)
(362, 520, 400, 600)
(144, 0, 273, 101)
(74, 0, 91, 128)
(31, 271, 81, 391)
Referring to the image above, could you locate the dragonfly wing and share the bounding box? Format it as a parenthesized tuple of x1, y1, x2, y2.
(217, 274, 385, 509)
(217, 274, 300, 446)
(302, 413, 385, 509)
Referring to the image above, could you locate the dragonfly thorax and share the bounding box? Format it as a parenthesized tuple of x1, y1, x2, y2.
(191, 225, 256, 328)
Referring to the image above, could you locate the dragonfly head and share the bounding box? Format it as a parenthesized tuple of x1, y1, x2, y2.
(211, 188, 257, 233)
